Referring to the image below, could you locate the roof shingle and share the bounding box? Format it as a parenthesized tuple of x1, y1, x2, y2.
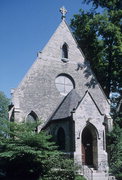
(51, 89, 81, 120)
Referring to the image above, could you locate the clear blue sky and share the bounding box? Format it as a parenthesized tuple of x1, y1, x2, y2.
(0, 0, 92, 98)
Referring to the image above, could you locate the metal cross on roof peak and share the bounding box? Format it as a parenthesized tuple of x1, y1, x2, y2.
(60, 6, 67, 20)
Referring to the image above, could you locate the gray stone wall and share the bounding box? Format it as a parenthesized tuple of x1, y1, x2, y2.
(45, 118, 74, 152)
(73, 92, 108, 172)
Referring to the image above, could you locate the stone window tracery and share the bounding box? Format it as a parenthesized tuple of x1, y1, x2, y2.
(55, 74, 75, 96)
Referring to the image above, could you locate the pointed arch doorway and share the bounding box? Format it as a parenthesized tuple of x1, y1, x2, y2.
(82, 124, 98, 167)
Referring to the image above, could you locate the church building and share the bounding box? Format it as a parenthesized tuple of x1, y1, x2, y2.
(9, 7, 113, 180)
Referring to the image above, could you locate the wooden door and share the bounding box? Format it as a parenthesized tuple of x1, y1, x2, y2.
(82, 144, 85, 164)
(82, 128, 93, 166)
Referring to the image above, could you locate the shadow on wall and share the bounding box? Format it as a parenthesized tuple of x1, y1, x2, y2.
(76, 60, 98, 89)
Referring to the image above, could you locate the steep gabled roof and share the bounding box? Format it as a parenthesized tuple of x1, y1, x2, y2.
(50, 89, 81, 120)
(42, 89, 106, 130)
(40, 19, 85, 63)
(50, 90, 104, 121)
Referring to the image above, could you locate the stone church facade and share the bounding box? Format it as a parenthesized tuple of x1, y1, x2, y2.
(9, 8, 113, 180)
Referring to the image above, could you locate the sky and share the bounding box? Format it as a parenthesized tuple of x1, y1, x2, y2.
(0, 0, 93, 98)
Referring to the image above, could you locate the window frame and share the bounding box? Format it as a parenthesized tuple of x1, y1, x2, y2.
(55, 74, 75, 96)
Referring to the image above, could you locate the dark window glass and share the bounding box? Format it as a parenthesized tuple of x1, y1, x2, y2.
(26, 111, 38, 132)
(57, 127, 65, 150)
(62, 43, 68, 58)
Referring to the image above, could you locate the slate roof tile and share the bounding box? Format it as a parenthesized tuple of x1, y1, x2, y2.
(51, 89, 81, 120)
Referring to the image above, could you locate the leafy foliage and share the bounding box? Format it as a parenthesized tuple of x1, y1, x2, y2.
(107, 96, 122, 180)
(43, 157, 75, 180)
(84, 0, 122, 10)
(0, 121, 75, 180)
(107, 120, 122, 180)
(0, 91, 9, 122)
(0, 92, 75, 180)
(71, 1, 122, 97)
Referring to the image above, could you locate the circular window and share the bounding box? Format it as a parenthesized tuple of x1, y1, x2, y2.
(55, 74, 75, 96)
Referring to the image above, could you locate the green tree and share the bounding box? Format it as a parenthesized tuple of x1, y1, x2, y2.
(0, 91, 9, 138)
(71, 0, 122, 97)
(107, 121, 122, 180)
(0, 121, 75, 180)
(0, 91, 9, 122)
(0, 92, 76, 180)
(107, 95, 122, 180)
(84, 0, 122, 10)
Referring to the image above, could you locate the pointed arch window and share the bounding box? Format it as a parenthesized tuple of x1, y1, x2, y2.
(57, 127, 65, 150)
(26, 111, 38, 132)
(62, 43, 68, 59)
(26, 111, 38, 123)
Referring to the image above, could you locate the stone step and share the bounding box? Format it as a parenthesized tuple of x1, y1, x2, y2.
(83, 165, 109, 180)
(93, 176, 108, 180)
(92, 172, 108, 180)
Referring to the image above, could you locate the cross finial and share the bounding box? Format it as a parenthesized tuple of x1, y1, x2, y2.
(60, 6, 67, 20)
